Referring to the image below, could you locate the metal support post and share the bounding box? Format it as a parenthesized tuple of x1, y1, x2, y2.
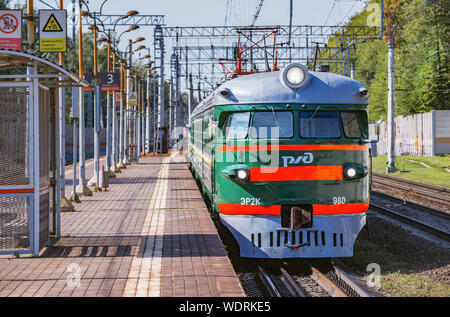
(76, 0, 92, 196)
(146, 71, 151, 153)
(188, 73, 193, 127)
(88, 18, 102, 190)
(70, 87, 80, 203)
(136, 81, 140, 163)
(152, 75, 158, 153)
(117, 60, 126, 169)
(105, 37, 116, 177)
(124, 40, 132, 164)
(169, 81, 173, 144)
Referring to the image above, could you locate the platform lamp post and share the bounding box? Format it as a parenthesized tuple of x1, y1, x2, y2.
(86, 19, 103, 191)
(98, 32, 117, 181)
(56, 0, 75, 212)
(75, 2, 93, 197)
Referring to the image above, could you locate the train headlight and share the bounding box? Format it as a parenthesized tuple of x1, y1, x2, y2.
(281, 63, 310, 90)
(343, 164, 368, 180)
(345, 167, 357, 178)
(237, 169, 249, 180)
(221, 165, 250, 183)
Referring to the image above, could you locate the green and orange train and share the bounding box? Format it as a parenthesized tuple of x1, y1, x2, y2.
(188, 63, 371, 258)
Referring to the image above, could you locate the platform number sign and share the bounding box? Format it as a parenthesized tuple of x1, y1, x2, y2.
(0, 10, 22, 51)
(39, 10, 67, 52)
(99, 72, 120, 91)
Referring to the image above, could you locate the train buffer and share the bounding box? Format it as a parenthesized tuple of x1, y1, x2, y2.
(0, 154, 244, 297)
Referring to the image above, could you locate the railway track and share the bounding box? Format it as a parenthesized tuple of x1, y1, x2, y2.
(369, 196, 450, 242)
(251, 261, 372, 297)
(372, 172, 450, 205)
(370, 203, 450, 242)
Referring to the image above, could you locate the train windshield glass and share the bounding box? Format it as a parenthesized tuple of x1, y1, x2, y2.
(341, 112, 365, 138)
(224, 112, 250, 139)
(250, 111, 293, 138)
(300, 111, 341, 138)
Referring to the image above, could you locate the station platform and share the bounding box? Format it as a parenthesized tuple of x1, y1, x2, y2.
(0, 154, 244, 297)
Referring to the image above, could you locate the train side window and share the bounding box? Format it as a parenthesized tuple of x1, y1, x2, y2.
(250, 111, 293, 139)
(224, 112, 250, 139)
(341, 112, 366, 138)
(300, 111, 341, 138)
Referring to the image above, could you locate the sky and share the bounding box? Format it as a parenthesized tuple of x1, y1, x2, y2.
(11, 0, 368, 53)
(9, 0, 369, 89)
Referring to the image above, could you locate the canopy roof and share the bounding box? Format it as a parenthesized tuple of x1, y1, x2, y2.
(0, 49, 88, 88)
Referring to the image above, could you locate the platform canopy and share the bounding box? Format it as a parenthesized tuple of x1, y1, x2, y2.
(0, 49, 88, 88)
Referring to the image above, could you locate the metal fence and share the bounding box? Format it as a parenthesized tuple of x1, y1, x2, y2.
(0, 86, 33, 253)
(369, 110, 450, 156)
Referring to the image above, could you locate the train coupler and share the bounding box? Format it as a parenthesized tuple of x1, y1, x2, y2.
(284, 242, 310, 249)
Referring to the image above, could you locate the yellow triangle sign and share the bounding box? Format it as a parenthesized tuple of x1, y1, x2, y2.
(43, 14, 62, 32)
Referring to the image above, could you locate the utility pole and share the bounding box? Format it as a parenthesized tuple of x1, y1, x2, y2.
(386, 36, 396, 173)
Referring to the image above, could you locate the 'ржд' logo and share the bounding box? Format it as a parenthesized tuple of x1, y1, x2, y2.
(282, 153, 313, 167)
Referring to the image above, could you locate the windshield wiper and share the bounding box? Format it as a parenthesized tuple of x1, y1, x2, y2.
(270, 105, 281, 126)
(304, 105, 321, 130)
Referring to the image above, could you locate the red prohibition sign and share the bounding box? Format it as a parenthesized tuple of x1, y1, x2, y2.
(0, 13, 19, 34)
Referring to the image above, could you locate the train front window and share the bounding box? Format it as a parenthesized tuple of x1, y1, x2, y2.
(250, 111, 293, 138)
(300, 111, 341, 138)
(341, 112, 365, 138)
(224, 112, 250, 139)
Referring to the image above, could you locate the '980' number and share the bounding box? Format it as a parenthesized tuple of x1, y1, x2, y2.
(333, 196, 346, 204)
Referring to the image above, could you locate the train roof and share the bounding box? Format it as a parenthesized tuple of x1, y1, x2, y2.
(192, 66, 369, 117)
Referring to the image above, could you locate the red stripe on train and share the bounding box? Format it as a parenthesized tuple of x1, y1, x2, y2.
(218, 202, 369, 216)
(218, 203, 281, 215)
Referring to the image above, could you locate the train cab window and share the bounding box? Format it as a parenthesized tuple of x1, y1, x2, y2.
(250, 111, 293, 138)
(300, 111, 341, 138)
(341, 112, 366, 138)
(224, 112, 250, 139)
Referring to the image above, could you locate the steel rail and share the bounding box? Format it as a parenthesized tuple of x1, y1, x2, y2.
(372, 177, 450, 204)
(371, 191, 450, 220)
(257, 266, 281, 297)
(309, 266, 348, 297)
(373, 172, 449, 193)
(370, 203, 450, 242)
(279, 267, 307, 297)
(331, 262, 372, 297)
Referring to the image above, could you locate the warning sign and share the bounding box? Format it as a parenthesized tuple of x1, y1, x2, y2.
(42, 14, 63, 32)
(0, 10, 22, 51)
(39, 10, 66, 52)
(129, 92, 138, 106)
